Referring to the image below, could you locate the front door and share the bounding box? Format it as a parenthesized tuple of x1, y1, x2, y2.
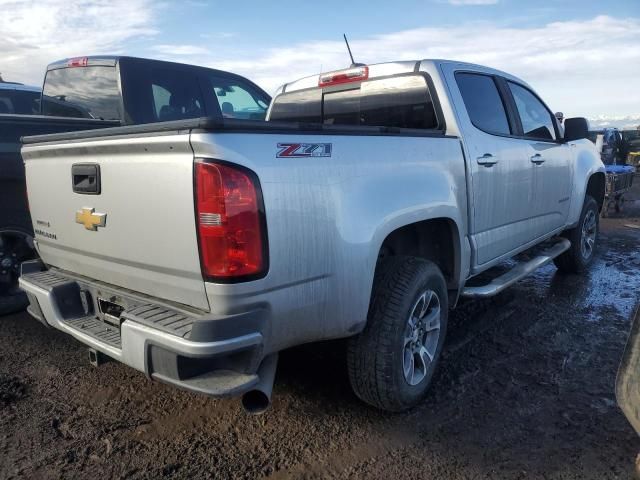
(506, 80, 572, 236)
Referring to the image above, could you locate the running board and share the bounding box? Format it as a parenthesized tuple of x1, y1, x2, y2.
(462, 238, 571, 299)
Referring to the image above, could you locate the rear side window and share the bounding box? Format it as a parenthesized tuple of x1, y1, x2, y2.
(149, 69, 204, 122)
(508, 82, 556, 141)
(270, 74, 439, 130)
(456, 73, 511, 135)
(209, 76, 270, 121)
(120, 60, 205, 124)
(42, 66, 121, 120)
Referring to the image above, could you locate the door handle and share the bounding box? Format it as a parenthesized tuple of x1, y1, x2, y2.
(530, 154, 545, 165)
(477, 153, 498, 167)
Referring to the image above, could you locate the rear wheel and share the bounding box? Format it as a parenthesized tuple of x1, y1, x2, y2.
(554, 195, 599, 273)
(347, 256, 448, 412)
(0, 228, 36, 316)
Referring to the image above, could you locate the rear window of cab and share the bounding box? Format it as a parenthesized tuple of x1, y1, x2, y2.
(269, 74, 440, 130)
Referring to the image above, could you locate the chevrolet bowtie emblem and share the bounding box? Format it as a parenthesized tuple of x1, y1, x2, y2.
(75, 207, 107, 231)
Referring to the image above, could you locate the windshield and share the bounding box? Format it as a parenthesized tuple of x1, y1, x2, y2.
(42, 66, 121, 121)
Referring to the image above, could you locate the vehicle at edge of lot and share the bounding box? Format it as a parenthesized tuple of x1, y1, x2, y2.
(1, 56, 271, 315)
(18, 59, 605, 413)
(617, 305, 640, 437)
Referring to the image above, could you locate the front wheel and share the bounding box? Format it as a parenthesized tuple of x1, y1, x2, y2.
(554, 195, 599, 273)
(347, 256, 448, 412)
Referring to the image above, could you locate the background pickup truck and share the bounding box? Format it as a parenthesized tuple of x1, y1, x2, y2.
(19, 59, 605, 413)
(1, 56, 271, 315)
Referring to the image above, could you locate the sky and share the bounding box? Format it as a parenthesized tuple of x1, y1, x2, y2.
(1, 0, 639, 129)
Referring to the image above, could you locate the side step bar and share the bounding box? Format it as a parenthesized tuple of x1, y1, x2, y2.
(462, 238, 571, 299)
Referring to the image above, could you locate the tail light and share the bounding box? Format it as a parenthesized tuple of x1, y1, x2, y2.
(195, 160, 267, 281)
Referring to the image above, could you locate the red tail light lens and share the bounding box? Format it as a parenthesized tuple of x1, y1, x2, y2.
(195, 160, 267, 280)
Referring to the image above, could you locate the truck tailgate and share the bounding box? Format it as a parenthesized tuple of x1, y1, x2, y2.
(22, 133, 209, 311)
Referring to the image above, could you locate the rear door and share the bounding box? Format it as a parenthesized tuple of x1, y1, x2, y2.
(22, 132, 210, 311)
(447, 70, 535, 267)
(505, 80, 572, 234)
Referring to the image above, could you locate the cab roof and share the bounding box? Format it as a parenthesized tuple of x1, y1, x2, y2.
(0, 82, 41, 92)
(278, 59, 528, 94)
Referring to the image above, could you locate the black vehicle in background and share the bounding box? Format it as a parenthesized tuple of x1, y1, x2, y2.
(0, 57, 271, 314)
(0, 81, 41, 115)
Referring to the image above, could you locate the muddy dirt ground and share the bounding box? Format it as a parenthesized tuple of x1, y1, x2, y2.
(2, 182, 640, 480)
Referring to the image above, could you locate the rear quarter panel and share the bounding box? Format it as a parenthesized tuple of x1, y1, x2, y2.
(191, 131, 468, 353)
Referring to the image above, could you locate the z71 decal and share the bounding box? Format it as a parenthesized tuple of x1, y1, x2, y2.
(276, 143, 332, 158)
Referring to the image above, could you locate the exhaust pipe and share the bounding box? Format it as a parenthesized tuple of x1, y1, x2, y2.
(242, 353, 278, 414)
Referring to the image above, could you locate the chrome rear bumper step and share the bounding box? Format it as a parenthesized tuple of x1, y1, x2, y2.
(462, 238, 571, 299)
(66, 316, 122, 348)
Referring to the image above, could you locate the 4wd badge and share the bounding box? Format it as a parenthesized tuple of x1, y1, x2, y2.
(277, 143, 332, 158)
(75, 207, 107, 231)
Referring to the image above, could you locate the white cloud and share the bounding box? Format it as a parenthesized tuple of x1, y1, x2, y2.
(0, 3, 638, 122)
(190, 15, 640, 119)
(0, 0, 156, 84)
(152, 44, 211, 56)
(589, 114, 640, 130)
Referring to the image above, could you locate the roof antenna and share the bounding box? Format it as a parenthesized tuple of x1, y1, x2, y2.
(343, 34, 365, 68)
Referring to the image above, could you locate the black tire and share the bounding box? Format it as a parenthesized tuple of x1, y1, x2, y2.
(347, 256, 448, 412)
(0, 292, 29, 316)
(554, 195, 599, 273)
(0, 226, 36, 317)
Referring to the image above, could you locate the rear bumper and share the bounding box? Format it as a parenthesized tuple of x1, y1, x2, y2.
(19, 262, 266, 397)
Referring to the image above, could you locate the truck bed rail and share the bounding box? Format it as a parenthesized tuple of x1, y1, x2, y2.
(22, 116, 452, 145)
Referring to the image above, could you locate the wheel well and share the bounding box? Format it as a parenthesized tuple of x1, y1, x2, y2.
(586, 172, 606, 211)
(378, 218, 460, 290)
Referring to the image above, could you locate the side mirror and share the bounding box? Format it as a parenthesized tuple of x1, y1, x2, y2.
(564, 117, 589, 142)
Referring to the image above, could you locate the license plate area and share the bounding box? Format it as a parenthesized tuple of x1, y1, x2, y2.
(97, 297, 125, 327)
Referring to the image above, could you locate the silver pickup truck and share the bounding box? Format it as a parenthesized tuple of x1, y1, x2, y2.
(19, 60, 604, 413)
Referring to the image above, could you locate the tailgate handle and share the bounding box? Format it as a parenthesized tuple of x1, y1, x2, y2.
(72, 163, 101, 194)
